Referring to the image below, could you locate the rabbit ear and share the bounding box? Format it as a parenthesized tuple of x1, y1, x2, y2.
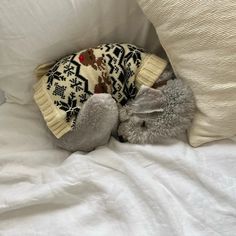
(131, 85, 165, 114)
(135, 85, 163, 99)
(133, 108, 164, 115)
(119, 106, 132, 122)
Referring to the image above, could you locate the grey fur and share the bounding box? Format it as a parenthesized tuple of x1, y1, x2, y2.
(118, 79, 195, 144)
(158, 63, 175, 81)
(45, 63, 195, 151)
(52, 78, 195, 151)
(51, 93, 118, 152)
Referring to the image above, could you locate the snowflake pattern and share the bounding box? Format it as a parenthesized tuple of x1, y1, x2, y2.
(79, 93, 90, 104)
(126, 66, 135, 79)
(124, 45, 143, 67)
(60, 55, 73, 64)
(70, 78, 83, 92)
(57, 92, 80, 122)
(54, 100, 60, 106)
(59, 75, 66, 81)
(46, 63, 62, 89)
(63, 64, 75, 77)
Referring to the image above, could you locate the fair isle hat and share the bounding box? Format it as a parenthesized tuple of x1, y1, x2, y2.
(135, 54, 167, 88)
(34, 44, 167, 139)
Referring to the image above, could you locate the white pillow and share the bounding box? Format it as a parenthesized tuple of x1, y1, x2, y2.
(137, 0, 236, 147)
(0, 0, 161, 104)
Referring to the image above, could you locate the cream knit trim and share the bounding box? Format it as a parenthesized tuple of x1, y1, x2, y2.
(135, 54, 167, 88)
(33, 78, 72, 139)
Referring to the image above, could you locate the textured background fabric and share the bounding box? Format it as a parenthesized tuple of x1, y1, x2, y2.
(0, 0, 162, 104)
(137, 0, 236, 147)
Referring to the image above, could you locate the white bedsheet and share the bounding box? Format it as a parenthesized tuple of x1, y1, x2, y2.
(0, 103, 236, 236)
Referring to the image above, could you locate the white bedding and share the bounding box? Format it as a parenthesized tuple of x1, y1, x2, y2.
(1, 0, 236, 235)
(0, 103, 236, 236)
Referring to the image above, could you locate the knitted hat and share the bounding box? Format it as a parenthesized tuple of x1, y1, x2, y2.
(34, 44, 167, 138)
(135, 54, 167, 88)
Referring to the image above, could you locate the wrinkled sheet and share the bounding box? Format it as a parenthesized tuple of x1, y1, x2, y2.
(0, 103, 236, 236)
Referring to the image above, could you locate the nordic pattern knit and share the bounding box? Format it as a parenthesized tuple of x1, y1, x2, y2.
(34, 43, 167, 138)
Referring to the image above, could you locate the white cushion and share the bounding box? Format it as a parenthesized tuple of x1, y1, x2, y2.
(0, 0, 161, 104)
(137, 0, 236, 147)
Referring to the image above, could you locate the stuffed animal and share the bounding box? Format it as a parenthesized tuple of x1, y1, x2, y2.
(34, 43, 195, 152)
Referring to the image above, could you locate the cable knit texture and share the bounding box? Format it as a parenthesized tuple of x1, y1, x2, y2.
(137, 0, 236, 147)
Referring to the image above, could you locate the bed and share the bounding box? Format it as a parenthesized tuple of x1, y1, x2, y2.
(0, 0, 236, 235)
